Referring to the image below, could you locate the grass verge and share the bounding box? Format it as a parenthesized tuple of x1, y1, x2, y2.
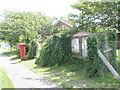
(9, 57, 120, 88)
(0, 67, 14, 89)
(2, 48, 120, 88)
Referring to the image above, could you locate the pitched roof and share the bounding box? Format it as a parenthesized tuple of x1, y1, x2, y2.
(54, 20, 73, 27)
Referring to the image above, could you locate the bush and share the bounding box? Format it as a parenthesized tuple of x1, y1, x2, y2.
(107, 29, 117, 70)
(84, 28, 117, 77)
(27, 41, 38, 59)
(35, 35, 70, 66)
(84, 36, 105, 77)
(35, 28, 79, 66)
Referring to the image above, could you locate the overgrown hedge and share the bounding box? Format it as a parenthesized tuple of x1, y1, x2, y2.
(85, 35, 105, 77)
(107, 29, 117, 70)
(85, 28, 117, 77)
(35, 27, 117, 77)
(35, 28, 79, 66)
(27, 41, 38, 59)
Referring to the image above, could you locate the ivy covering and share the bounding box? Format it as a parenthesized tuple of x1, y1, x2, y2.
(35, 28, 79, 66)
(85, 35, 105, 77)
(85, 28, 117, 77)
(107, 29, 117, 70)
(35, 28, 117, 77)
(27, 41, 38, 59)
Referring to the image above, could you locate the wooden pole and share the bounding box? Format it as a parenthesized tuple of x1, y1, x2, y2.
(98, 49, 120, 82)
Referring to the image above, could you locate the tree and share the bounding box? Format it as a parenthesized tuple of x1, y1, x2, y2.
(69, 1, 119, 32)
(0, 11, 54, 46)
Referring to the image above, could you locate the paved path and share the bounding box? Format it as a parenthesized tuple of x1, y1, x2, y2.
(0, 49, 61, 88)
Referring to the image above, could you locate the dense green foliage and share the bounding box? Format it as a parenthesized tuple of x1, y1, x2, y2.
(85, 28, 117, 77)
(27, 41, 38, 59)
(35, 28, 79, 66)
(69, 2, 118, 31)
(0, 11, 54, 46)
(35, 27, 117, 78)
(85, 35, 105, 77)
(107, 29, 117, 70)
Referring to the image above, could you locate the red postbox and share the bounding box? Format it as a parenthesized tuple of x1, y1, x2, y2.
(19, 43, 26, 59)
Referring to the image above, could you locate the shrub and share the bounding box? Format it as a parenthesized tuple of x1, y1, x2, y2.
(35, 28, 79, 66)
(107, 29, 117, 70)
(84, 36, 105, 77)
(35, 34, 70, 66)
(27, 41, 38, 59)
(84, 28, 117, 77)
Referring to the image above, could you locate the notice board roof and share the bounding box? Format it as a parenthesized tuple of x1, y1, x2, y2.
(72, 32, 94, 38)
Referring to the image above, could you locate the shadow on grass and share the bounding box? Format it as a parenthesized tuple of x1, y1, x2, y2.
(3, 51, 14, 56)
(10, 61, 21, 64)
(10, 56, 20, 60)
(21, 58, 35, 61)
(10, 56, 34, 61)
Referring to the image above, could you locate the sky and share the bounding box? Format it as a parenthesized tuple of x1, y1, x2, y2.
(0, 0, 78, 18)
